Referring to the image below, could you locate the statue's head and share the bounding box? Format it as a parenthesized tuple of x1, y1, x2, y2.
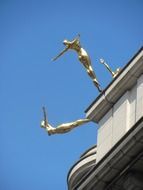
(40, 120, 46, 128)
(63, 39, 69, 46)
(63, 38, 81, 51)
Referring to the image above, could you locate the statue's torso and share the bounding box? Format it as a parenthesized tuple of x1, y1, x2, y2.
(78, 48, 91, 67)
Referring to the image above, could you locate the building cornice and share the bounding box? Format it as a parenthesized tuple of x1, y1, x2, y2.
(85, 47, 143, 123)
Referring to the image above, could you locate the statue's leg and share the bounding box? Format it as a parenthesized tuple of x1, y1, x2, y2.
(73, 118, 90, 126)
(86, 69, 102, 92)
(86, 68, 99, 83)
(62, 119, 90, 130)
(88, 69, 97, 80)
(49, 119, 90, 135)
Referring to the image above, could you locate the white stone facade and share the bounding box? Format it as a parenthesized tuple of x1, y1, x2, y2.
(96, 74, 143, 162)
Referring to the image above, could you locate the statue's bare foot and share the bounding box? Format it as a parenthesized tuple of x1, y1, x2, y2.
(97, 85, 102, 93)
(93, 80, 102, 92)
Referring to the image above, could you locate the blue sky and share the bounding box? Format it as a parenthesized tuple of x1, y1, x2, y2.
(0, 0, 143, 190)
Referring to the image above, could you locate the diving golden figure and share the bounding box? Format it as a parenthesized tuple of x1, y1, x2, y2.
(52, 35, 102, 92)
(40, 107, 90, 135)
(100, 58, 121, 78)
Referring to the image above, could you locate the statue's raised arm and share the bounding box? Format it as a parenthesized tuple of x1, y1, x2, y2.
(40, 107, 90, 136)
(100, 58, 121, 78)
(52, 35, 102, 92)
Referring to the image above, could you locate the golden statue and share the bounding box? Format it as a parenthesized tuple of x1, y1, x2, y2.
(52, 34, 102, 92)
(99, 58, 121, 78)
(40, 107, 90, 135)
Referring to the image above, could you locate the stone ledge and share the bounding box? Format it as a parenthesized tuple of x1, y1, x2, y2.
(85, 47, 143, 123)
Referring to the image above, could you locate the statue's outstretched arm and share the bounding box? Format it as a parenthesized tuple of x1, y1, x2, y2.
(52, 46, 69, 61)
(52, 34, 80, 62)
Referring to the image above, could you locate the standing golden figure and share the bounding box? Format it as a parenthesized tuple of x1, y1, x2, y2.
(40, 107, 90, 135)
(99, 58, 121, 78)
(52, 35, 102, 92)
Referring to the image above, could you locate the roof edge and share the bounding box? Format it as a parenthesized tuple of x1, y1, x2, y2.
(85, 46, 143, 114)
